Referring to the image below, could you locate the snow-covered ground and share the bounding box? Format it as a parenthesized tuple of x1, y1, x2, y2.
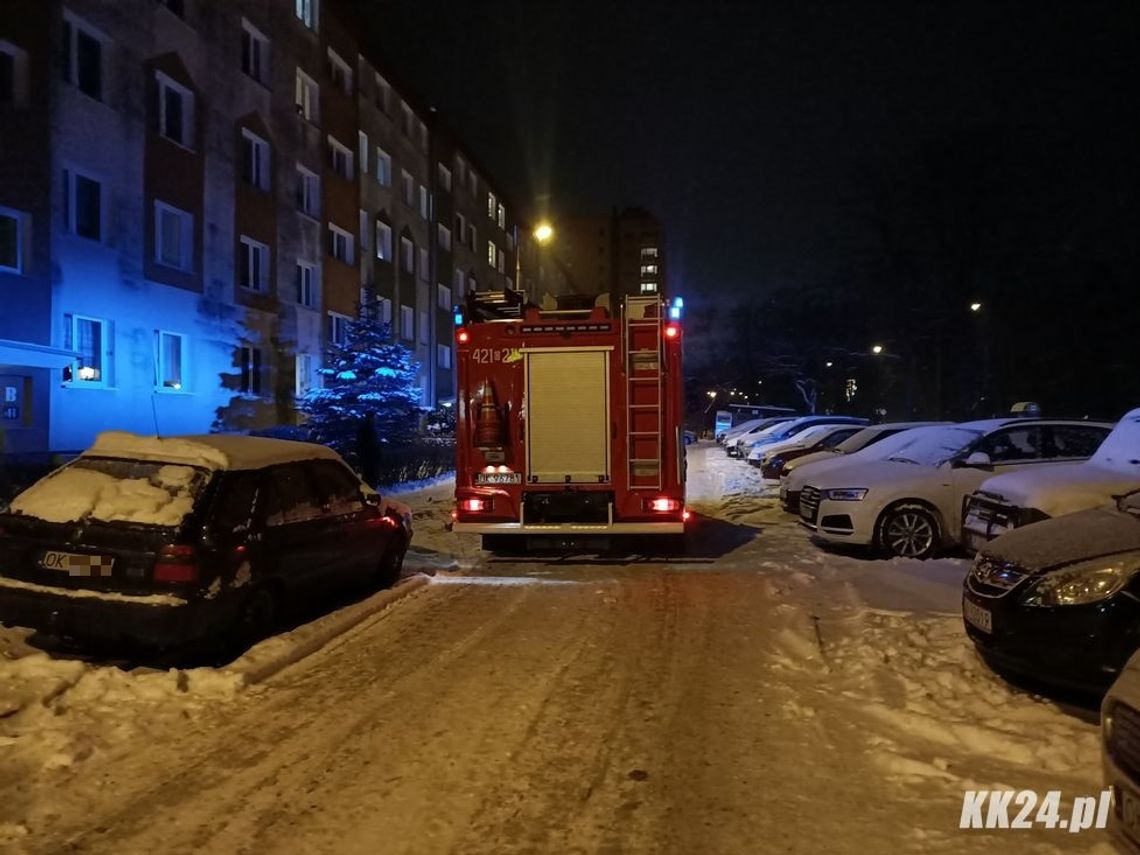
(0, 443, 1118, 853)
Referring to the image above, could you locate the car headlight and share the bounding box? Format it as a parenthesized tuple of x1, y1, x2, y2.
(823, 488, 868, 501)
(1021, 552, 1140, 607)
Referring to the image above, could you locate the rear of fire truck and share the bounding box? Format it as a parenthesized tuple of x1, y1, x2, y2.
(451, 290, 687, 551)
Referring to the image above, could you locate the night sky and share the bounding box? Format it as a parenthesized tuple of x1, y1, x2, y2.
(360, 1, 1138, 300)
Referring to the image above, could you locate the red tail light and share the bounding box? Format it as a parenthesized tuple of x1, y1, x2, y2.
(457, 328, 470, 344)
(461, 498, 493, 513)
(682, 509, 692, 522)
(154, 544, 199, 583)
(664, 323, 681, 340)
(646, 497, 681, 513)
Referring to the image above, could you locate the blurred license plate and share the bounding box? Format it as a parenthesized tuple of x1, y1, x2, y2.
(963, 598, 992, 633)
(40, 550, 114, 577)
(474, 472, 521, 485)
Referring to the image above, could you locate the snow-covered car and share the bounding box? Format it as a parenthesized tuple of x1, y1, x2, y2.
(750, 424, 864, 477)
(780, 424, 947, 514)
(964, 490, 1140, 694)
(0, 432, 412, 649)
(723, 416, 797, 457)
(735, 415, 868, 459)
(961, 408, 1139, 552)
(799, 418, 1114, 558)
(1104, 649, 1140, 849)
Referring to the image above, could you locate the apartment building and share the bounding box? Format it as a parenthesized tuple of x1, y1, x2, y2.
(0, 0, 515, 453)
(550, 207, 666, 304)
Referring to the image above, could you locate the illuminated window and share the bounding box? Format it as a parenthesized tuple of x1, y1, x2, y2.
(640, 264, 658, 275)
(375, 147, 391, 185)
(64, 314, 107, 385)
(294, 0, 317, 30)
(294, 68, 318, 122)
(375, 220, 392, 261)
(487, 191, 496, 220)
(497, 203, 505, 229)
(157, 72, 194, 148)
(640, 246, 658, 259)
(155, 331, 186, 390)
(639, 282, 658, 294)
(487, 241, 498, 267)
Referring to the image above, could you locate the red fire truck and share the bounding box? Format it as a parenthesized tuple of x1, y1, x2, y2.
(451, 290, 687, 550)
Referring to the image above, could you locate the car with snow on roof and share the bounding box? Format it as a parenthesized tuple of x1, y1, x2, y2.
(799, 418, 1113, 559)
(965, 489, 1140, 694)
(748, 423, 865, 476)
(961, 407, 1140, 553)
(734, 414, 868, 460)
(0, 432, 412, 650)
(721, 416, 798, 456)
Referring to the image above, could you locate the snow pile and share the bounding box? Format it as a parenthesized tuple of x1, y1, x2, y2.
(10, 462, 201, 526)
(87, 431, 232, 468)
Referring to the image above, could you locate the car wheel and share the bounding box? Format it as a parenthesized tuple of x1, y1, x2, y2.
(234, 586, 278, 647)
(373, 543, 404, 589)
(877, 503, 941, 559)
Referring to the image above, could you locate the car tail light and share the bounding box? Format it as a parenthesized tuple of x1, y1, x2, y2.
(461, 498, 492, 513)
(646, 497, 681, 513)
(683, 509, 692, 522)
(154, 544, 199, 583)
(663, 323, 681, 340)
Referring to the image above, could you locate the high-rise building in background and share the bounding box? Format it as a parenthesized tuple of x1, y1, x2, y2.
(0, 0, 516, 453)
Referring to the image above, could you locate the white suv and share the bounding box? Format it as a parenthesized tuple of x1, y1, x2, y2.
(799, 418, 1113, 558)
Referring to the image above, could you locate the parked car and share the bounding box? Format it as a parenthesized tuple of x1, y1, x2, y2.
(751, 424, 864, 477)
(734, 415, 868, 459)
(0, 432, 412, 650)
(962, 408, 1139, 552)
(779, 423, 946, 514)
(683, 429, 697, 445)
(964, 490, 1140, 694)
(724, 416, 798, 457)
(1103, 650, 1140, 849)
(799, 418, 1113, 558)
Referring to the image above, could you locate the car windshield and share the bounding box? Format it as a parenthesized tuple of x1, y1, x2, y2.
(885, 427, 984, 466)
(8, 456, 211, 527)
(834, 428, 882, 454)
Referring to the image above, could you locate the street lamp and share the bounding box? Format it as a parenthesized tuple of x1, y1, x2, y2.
(970, 302, 982, 313)
(825, 361, 833, 368)
(533, 222, 554, 244)
(707, 390, 717, 399)
(871, 344, 884, 355)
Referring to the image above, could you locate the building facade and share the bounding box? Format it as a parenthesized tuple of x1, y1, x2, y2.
(0, 0, 515, 453)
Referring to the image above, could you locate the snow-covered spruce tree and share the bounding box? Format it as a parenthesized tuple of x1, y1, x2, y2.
(299, 298, 422, 455)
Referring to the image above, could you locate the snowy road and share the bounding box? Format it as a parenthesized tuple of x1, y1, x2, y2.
(0, 445, 1118, 854)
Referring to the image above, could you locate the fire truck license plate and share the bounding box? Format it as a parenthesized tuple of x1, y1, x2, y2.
(475, 472, 522, 485)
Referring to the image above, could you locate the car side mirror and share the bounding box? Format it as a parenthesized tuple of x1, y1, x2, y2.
(964, 451, 992, 468)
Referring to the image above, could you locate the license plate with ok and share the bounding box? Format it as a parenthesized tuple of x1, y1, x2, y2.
(963, 597, 992, 633)
(40, 550, 115, 577)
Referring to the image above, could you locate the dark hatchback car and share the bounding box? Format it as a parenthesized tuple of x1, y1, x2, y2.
(963, 490, 1140, 693)
(0, 433, 411, 650)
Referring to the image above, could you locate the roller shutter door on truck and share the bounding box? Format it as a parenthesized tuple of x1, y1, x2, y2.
(525, 349, 611, 483)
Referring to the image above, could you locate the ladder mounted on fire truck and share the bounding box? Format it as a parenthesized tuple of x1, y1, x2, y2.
(464, 288, 528, 321)
(624, 295, 665, 490)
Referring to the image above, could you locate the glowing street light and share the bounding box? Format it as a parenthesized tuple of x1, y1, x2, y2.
(871, 345, 884, 355)
(970, 302, 982, 312)
(533, 222, 554, 244)
(825, 361, 833, 368)
(707, 390, 717, 399)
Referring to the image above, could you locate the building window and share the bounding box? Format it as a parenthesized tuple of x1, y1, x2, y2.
(497, 203, 506, 230)
(376, 221, 393, 261)
(157, 72, 194, 148)
(419, 185, 429, 220)
(374, 73, 390, 113)
(452, 268, 465, 298)
(454, 212, 466, 245)
(418, 247, 428, 281)
(378, 297, 393, 325)
(400, 102, 412, 137)
(328, 135, 353, 180)
(496, 250, 505, 274)
(418, 310, 429, 344)
(294, 0, 317, 30)
(639, 282, 658, 294)
(469, 224, 477, 251)
(401, 170, 414, 206)
(400, 237, 414, 273)
(438, 163, 452, 192)
(327, 311, 351, 347)
(328, 224, 354, 265)
(640, 246, 658, 259)
(438, 225, 451, 252)
(155, 201, 193, 270)
(437, 283, 452, 310)
(295, 353, 312, 397)
(400, 305, 414, 340)
(437, 344, 451, 370)
(294, 68, 318, 122)
(327, 48, 352, 94)
(357, 131, 368, 175)
(295, 164, 319, 217)
(487, 191, 496, 221)
(375, 147, 391, 185)
(65, 315, 108, 385)
(0, 208, 24, 273)
(0, 42, 29, 108)
(239, 236, 269, 292)
(295, 261, 316, 307)
(469, 171, 479, 198)
(487, 241, 498, 268)
(418, 120, 428, 151)
(640, 264, 658, 275)
(62, 17, 103, 101)
(240, 20, 269, 84)
(155, 330, 185, 390)
(468, 273, 477, 293)
(239, 345, 262, 395)
(241, 129, 270, 191)
(63, 169, 102, 241)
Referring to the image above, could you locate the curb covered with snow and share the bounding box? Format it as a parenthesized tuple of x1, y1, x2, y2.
(223, 574, 431, 685)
